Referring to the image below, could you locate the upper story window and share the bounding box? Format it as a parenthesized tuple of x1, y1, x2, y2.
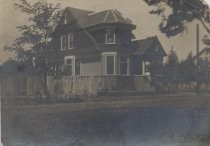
(68, 34, 74, 49)
(61, 35, 67, 50)
(105, 29, 115, 44)
(61, 34, 74, 50)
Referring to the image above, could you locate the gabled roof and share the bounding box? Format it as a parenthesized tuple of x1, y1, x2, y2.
(65, 7, 94, 18)
(132, 36, 167, 56)
(62, 7, 135, 29)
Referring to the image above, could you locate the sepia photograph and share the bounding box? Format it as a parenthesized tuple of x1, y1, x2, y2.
(1, 0, 210, 145)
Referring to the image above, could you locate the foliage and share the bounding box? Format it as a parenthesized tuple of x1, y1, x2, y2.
(178, 52, 197, 83)
(164, 48, 180, 83)
(197, 57, 209, 83)
(4, 0, 62, 74)
(1, 59, 34, 75)
(3, 0, 62, 97)
(143, 0, 210, 37)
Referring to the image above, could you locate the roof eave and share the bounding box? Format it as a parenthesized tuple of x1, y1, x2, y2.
(83, 22, 136, 30)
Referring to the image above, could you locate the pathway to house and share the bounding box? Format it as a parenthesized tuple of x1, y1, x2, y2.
(2, 93, 210, 146)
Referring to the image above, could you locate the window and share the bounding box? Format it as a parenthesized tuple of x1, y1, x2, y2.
(106, 29, 115, 44)
(63, 56, 80, 76)
(64, 58, 73, 75)
(102, 52, 117, 75)
(68, 34, 74, 49)
(144, 61, 151, 75)
(106, 56, 115, 75)
(120, 56, 129, 75)
(75, 58, 80, 75)
(61, 35, 67, 50)
(61, 33, 74, 50)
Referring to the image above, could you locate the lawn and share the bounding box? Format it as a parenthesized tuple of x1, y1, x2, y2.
(2, 94, 210, 146)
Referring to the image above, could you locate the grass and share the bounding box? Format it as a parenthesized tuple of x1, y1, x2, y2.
(2, 94, 210, 146)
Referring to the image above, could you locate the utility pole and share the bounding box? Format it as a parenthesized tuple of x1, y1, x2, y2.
(196, 24, 199, 60)
(196, 24, 200, 94)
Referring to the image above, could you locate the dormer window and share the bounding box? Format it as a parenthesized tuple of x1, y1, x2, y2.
(61, 34, 74, 50)
(105, 29, 115, 44)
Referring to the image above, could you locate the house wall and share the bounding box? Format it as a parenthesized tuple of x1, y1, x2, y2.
(115, 27, 131, 44)
(91, 29, 106, 45)
(90, 26, 132, 45)
(52, 29, 97, 52)
(80, 60, 102, 76)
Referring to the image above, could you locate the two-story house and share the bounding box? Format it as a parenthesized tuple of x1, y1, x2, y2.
(47, 7, 167, 92)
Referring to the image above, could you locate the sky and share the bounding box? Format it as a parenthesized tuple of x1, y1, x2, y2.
(206, 0, 210, 5)
(0, 0, 210, 64)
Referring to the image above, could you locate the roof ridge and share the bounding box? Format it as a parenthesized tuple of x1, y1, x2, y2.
(102, 10, 111, 22)
(111, 9, 118, 22)
(88, 9, 109, 16)
(66, 7, 93, 13)
(113, 9, 132, 24)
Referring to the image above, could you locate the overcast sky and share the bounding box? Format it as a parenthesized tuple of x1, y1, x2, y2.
(0, 0, 210, 64)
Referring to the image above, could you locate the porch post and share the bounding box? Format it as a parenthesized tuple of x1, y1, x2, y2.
(142, 61, 145, 75)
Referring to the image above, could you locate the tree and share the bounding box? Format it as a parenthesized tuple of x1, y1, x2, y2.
(144, 0, 210, 93)
(164, 48, 180, 85)
(197, 57, 209, 83)
(4, 0, 62, 98)
(149, 60, 164, 82)
(178, 52, 197, 83)
(143, 0, 210, 37)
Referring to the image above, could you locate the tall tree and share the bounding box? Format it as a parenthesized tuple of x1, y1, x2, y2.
(179, 52, 197, 83)
(4, 0, 62, 97)
(143, 0, 210, 37)
(144, 0, 210, 92)
(164, 48, 180, 84)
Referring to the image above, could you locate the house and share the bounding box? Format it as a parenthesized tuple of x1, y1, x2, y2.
(47, 7, 167, 94)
